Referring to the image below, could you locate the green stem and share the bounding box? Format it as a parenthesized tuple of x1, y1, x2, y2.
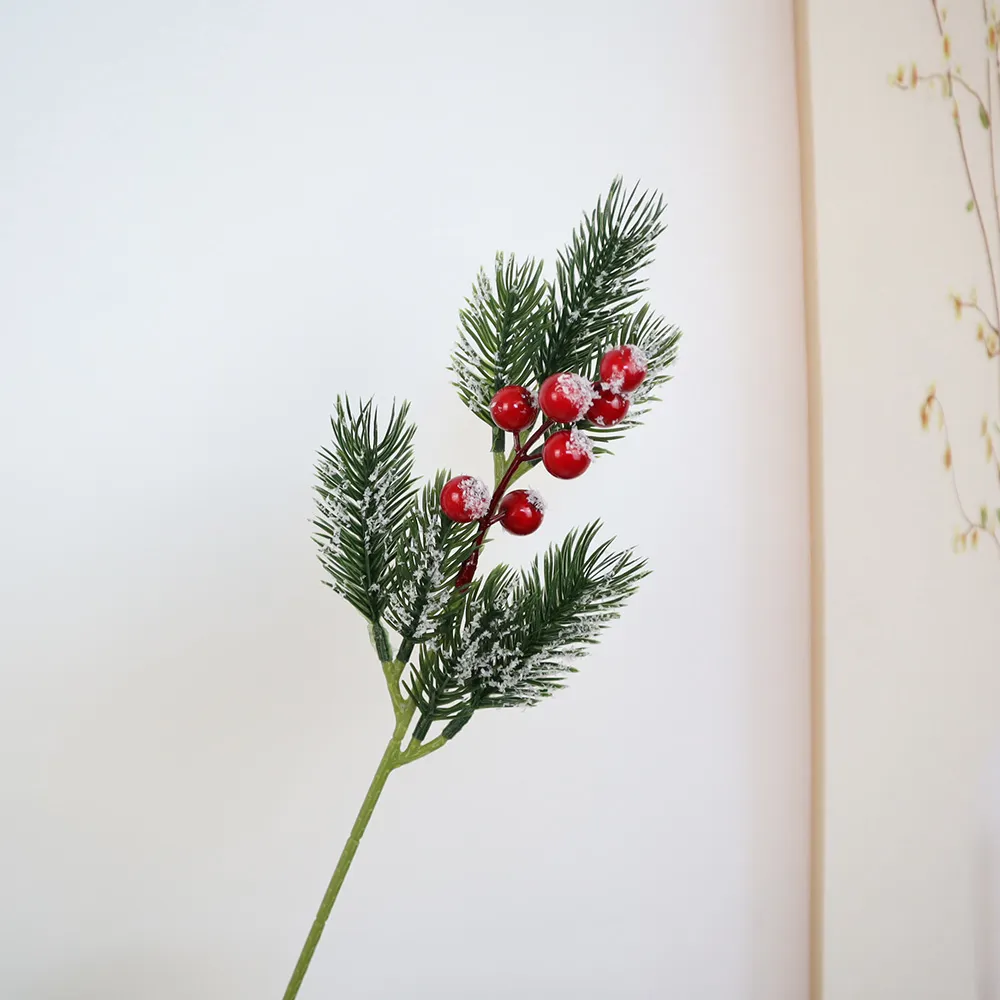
(381, 659, 406, 716)
(282, 668, 447, 999)
(493, 448, 506, 488)
(368, 621, 392, 662)
(399, 734, 447, 765)
(281, 732, 398, 1000)
(396, 636, 415, 665)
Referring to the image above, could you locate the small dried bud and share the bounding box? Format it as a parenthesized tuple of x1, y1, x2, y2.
(972, 529, 980, 549)
(944, 35, 952, 59)
(921, 404, 931, 429)
(987, 437, 994, 460)
(944, 445, 953, 469)
(896, 66, 905, 84)
(911, 64, 919, 87)
(990, 25, 997, 50)
(987, 332, 999, 356)
(982, 416, 989, 436)
(978, 324, 986, 341)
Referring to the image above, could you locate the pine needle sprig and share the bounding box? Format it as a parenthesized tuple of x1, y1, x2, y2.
(313, 397, 417, 637)
(451, 253, 548, 435)
(587, 304, 682, 449)
(383, 471, 479, 664)
(489, 522, 648, 707)
(537, 177, 665, 382)
(407, 524, 647, 739)
(406, 565, 519, 738)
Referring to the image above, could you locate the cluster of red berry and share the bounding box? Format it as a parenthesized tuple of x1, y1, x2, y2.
(440, 344, 648, 540)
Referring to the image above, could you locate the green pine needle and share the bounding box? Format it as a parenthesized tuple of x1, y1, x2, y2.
(383, 471, 478, 660)
(587, 303, 682, 450)
(313, 396, 417, 625)
(407, 524, 648, 736)
(537, 176, 665, 381)
(450, 252, 548, 425)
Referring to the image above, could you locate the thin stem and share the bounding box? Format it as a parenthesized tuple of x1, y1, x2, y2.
(507, 456, 540, 486)
(956, 110, 1000, 330)
(930, 0, 1000, 335)
(395, 637, 414, 666)
(399, 734, 448, 765)
(987, 0, 1000, 416)
(281, 732, 400, 1000)
(989, 3, 1000, 134)
(493, 448, 506, 489)
(955, 297, 1000, 334)
(983, 11, 1000, 252)
(381, 659, 407, 716)
(930, 395, 1000, 555)
(894, 70, 988, 107)
(281, 680, 446, 999)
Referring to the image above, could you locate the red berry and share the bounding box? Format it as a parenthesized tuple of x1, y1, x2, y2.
(498, 489, 545, 535)
(542, 429, 593, 479)
(585, 384, 631, 427)
(489, 385, 538, 432)
(600, 344, 648, 393)
(538, 373, 596, 423)
(440, 475, 491, 523)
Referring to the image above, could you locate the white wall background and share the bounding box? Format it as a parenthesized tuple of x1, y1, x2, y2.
(0, 3, 810, 998)
(801, 0, 1000, 997)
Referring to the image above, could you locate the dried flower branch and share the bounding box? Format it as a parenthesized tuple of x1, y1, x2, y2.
(896, 0, 1000, 556)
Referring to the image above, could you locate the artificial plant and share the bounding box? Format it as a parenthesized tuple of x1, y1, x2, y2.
(280, 178, 681, 999)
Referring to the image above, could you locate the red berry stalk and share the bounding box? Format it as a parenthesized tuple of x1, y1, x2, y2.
(453, 418, 552, 587)
(444, 344, 647, 590)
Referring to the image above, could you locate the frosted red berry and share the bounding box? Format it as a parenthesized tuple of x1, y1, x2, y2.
(489, 385, 538, 432)
(537, 373, 596, 424)
(585, 384, 630, 427)
(440, 475, 491, 523)
(542, 428, 593, 479)
(600, 344, 648, 393)
(498, 489, 545, 535)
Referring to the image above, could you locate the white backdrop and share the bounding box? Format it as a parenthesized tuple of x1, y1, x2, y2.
(0, 2, 810, 997)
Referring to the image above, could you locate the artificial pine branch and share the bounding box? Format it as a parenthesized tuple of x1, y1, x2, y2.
(586, 303, 681, 448)
(282, 180, 681, 1000)
(406, 564, 521, 735)
(313, 397, 417, 640)
(383, 471, 478, 663)
(406, 524, 646, 734)
(486, 522, 648, 707)
(537, 177, 665, 381)
(451, 252, 548, 447)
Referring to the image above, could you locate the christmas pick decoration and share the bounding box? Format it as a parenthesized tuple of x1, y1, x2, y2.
(283, 178, 681, 998)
